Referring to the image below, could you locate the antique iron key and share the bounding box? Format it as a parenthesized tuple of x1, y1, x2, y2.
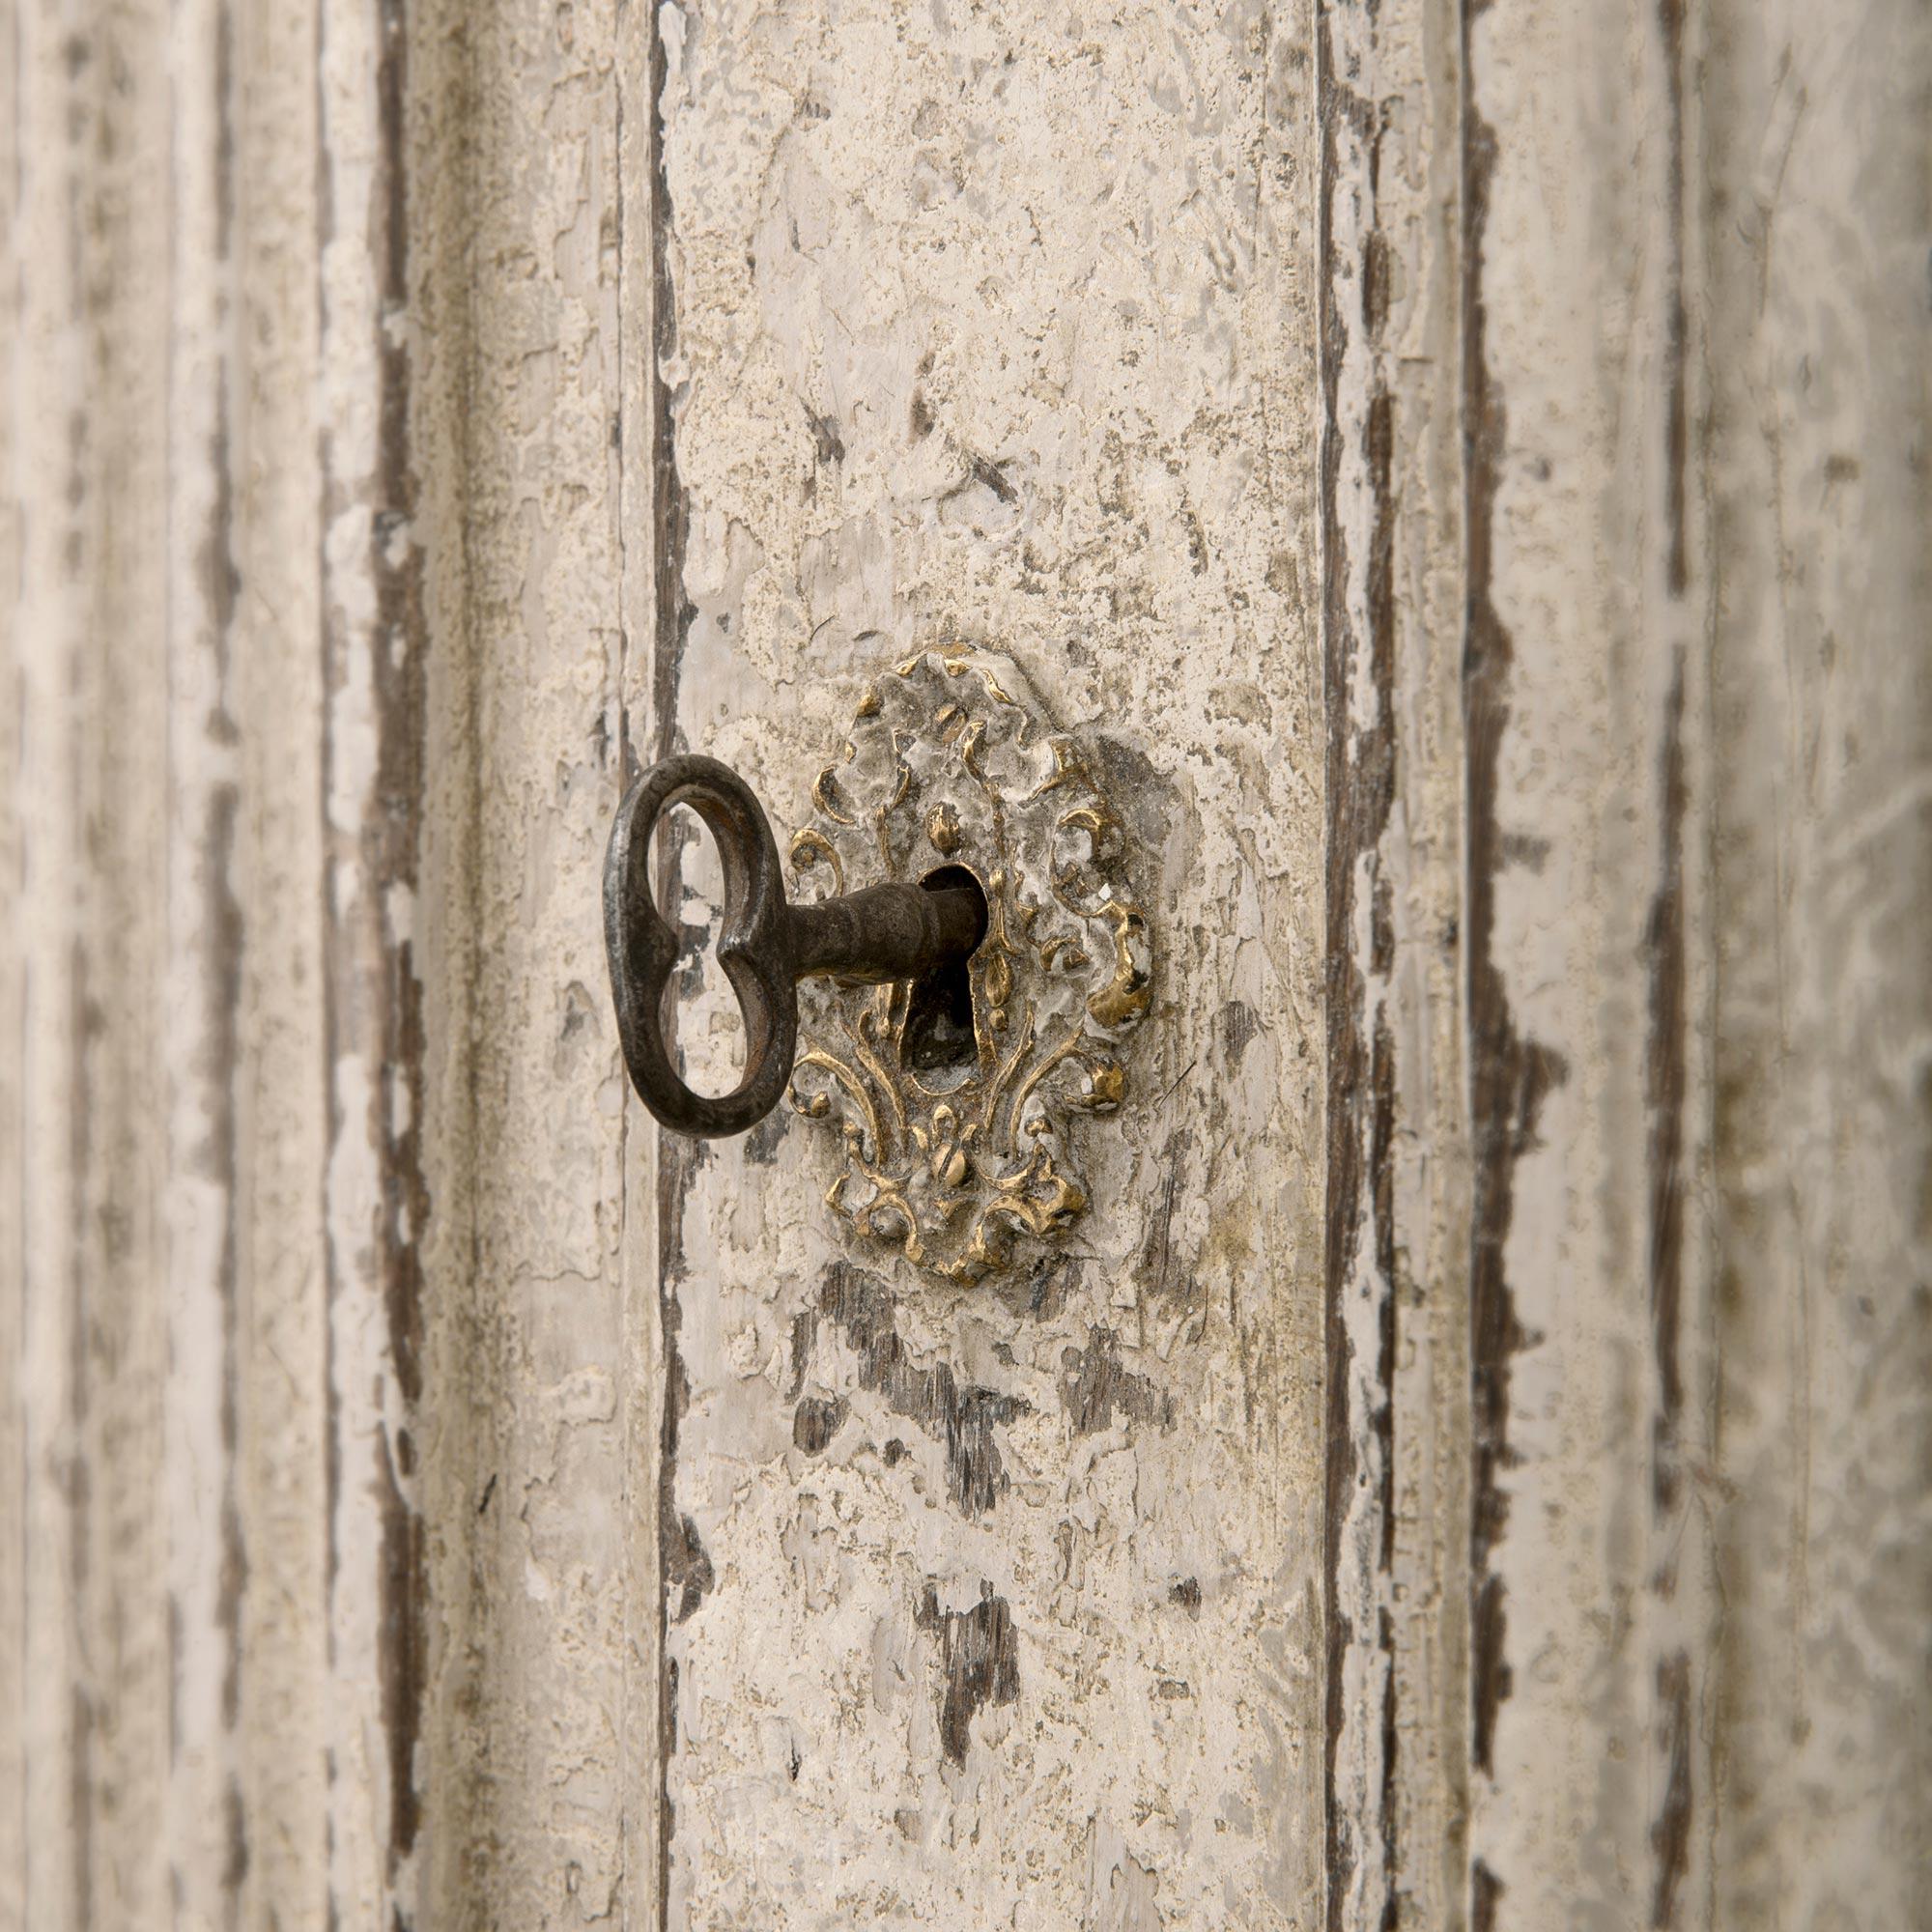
(603, 753, 987, 1137)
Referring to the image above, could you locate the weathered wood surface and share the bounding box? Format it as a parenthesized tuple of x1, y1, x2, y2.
(646, 5, 1324, 1926)
(1321, 0, 1932, 1924)
(1, 0, 450, 1921)
(3, 0, 1927, 1928)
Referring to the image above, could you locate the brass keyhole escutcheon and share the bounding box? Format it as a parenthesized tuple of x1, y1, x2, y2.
(604, 645, 1151, 1282)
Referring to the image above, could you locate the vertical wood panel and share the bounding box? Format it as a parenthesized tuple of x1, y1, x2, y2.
(9, 13, 101, 1920)
(4, 0, 645, 1918)
(1321, 0, 1931, 1924)
(230, 0, 329, 1915)
(649, 6, 1326, 1923)
(1318, 0, 1473, 1922)
(315, 0, 431, 1914)
(5, 0, 437, 1922)
(6, 5, 177, 1924)
(1459, 0, 1693, 1918)
(165, 1, 255, 1915)
(5, 0, 1928, 1925)
(411, 0, 639, 1923)
(1701, 1, 1932, 1919)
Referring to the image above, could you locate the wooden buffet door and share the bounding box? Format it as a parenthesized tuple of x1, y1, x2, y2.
(4, 0, 1926, 1926)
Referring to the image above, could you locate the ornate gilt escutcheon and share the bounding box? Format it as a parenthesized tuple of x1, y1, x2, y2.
(603, 643, 1151, 1282)
(785, 645, 1151, 1283)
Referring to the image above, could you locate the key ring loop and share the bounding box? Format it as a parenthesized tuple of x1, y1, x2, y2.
(602, 753, 797, 1138)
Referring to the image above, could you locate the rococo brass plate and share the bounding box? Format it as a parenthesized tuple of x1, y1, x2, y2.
(787, 645, 1151, 1283)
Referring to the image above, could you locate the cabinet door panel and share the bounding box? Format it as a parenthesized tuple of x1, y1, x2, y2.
(640, 9, 1324, 1925)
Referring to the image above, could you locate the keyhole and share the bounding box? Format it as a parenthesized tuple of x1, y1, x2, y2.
(900, 865, 987, 1086)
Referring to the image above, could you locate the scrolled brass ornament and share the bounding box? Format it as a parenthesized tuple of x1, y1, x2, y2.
(786, 645, 1151, 1283)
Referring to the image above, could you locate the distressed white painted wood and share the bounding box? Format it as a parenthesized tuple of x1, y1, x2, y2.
(3, 0, 1927, 1928)
(1696, 5, 1932, 1918)
(2, 0, 425, 1922)
(1321, 0, 1932, 1925)
(7, 7, 180, 1926)
(413, 0, 640, 1920)
(645, 6, 1326, 1925)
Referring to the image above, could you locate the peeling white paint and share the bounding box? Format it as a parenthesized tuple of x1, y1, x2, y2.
(5, 3, 1928, 1930)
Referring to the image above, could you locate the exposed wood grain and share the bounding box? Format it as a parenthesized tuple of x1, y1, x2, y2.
(1318, 1, 1473, 1922)
(1317, 0, 1399, 1906)
(167, 0, 250, 1915)
(4, 0, 432, 1922)
(1455, 0, 1704, 1918)
(4, 2, 1927, 1926)
(316, 0, 435, 1913)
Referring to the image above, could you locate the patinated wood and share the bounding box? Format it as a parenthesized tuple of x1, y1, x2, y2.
(1, 0, 442, 1921)
(1320, 0, 1932, 1924)
(641, 6, 1325, 1924)
(3, 1, 1927, 1927)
